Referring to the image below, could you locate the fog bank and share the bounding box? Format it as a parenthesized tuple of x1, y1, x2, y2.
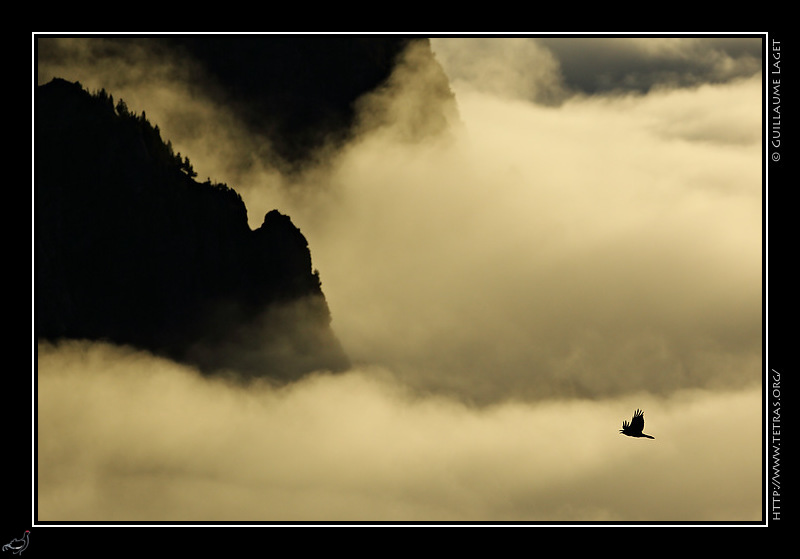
(38, 341, 761, 521)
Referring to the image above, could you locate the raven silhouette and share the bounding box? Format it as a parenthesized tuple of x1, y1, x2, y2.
(619, 409, 654, 439)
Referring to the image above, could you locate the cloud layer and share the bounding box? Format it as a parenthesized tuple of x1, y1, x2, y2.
(430, 37, 763, 101)
(38, 341, 761, 521)
(277, 65, 762, 402)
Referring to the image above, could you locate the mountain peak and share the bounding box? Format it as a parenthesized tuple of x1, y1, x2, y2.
(35, 79, 348, 380)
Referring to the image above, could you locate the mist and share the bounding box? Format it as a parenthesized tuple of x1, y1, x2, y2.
(38, 340, 760, 521)
(279, 40, 762, 402)
(35, 36, 763, 522)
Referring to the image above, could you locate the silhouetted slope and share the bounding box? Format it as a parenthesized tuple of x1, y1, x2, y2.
(35, 78, 349, 380)
(159, 35, 417, 166)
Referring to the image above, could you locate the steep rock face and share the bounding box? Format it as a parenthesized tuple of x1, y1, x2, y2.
(35, 78, 349, 380)
(58, 36, 458, 167)
(160, 36, 420, 165)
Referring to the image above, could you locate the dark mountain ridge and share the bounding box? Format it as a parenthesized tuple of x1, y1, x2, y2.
(35, 77, 349, 380)
(35, 36, 458, 170)
(160, 35, 418, 166)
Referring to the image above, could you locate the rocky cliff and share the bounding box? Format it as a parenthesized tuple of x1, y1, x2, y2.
(35, 78, 349, 380)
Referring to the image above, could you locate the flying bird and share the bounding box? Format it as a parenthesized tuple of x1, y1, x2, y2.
(619, 409, 654, 439)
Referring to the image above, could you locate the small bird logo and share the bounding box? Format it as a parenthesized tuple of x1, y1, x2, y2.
(2, 531, 29, 555)
(619, 409, 655, 439)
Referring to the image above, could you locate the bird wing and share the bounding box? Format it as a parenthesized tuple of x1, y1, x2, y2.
(630, 409, 645, 433)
